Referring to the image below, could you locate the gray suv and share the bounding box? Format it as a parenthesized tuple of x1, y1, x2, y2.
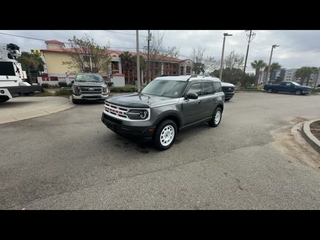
(101, 75, 225, 150)
(71, 73, 109, 104)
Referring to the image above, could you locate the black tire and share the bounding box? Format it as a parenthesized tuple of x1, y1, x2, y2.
(153, 119, 177, 151)
(225, 99, 230, 102)
(267, 88, 273, 93)
(72, 98, 80, 104)
(295, 90, 302, 95)
(208, 107, 222, 127)
(0, 98, 9, 103)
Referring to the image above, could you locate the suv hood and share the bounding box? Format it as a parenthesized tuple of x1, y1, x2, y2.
(73, 81, 106, 87)
(221, 82, 235, 87)
(106, 93, 178, 108)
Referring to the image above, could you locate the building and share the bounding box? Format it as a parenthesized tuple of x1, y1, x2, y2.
(39, 40, 194, 86)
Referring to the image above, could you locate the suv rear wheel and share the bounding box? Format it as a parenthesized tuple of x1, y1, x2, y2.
(153, 119, 177, 150)
(208, 107, 222, 127)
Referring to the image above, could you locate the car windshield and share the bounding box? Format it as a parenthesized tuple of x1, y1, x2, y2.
(141, 79, 188, 98)
(75, 74, 103, 82)
(292, 82, 300, 86)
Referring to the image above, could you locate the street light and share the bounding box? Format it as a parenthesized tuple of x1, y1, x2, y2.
(266, 44, 279, 83)
(219, 33, 233, 81)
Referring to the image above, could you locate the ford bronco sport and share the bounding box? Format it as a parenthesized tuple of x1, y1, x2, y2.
(101, 75, 225, 150)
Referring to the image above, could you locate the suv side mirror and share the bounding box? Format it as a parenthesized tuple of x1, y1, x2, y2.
(186, 92, 198, 99)
(71, 80, 74, 84)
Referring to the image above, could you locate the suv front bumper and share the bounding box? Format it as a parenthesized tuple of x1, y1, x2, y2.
(73, 93, 109, 101)
(101, 113, 155, 142)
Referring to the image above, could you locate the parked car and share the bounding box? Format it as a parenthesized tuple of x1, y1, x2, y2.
(263, 81, 311, 95)
(221, 82, 235, 101)
(101, 74, 225, 150)
(71, 73, 109, 104)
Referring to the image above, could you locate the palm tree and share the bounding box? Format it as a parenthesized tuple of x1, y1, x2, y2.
(266, 62, 282, 82)
(251, 60, 267, 86)
(17, 52, 44, 84)
(295, 66, 316, 86)
(119, 51, 133, 84)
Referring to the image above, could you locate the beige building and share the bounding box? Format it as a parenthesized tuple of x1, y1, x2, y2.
(39, 39, 194, 85)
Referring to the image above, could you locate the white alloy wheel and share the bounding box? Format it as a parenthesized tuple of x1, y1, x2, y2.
(160, 125, 175, 147)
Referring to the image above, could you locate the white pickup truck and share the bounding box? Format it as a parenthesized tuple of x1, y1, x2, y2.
(0, 43, 43, 102)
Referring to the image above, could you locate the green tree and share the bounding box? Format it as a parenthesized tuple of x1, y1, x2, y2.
(295, 66, 317, 85)
(119, 51, 134, 83)
(210, 68, 243, 85)
(251, 60, 267, 86)
(17, 51, 44, 83)
(275, 76, 283, 83)
(265, 62, 282, 82)
(62, 34, 111, 75)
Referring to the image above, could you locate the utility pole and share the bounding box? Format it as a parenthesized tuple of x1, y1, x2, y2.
(243, 30, 255, 73)
(266, 44, 279, 83)
(147, 30, 151, 83)
(219, 33, 232, 81)
(136, 30, 141, 92)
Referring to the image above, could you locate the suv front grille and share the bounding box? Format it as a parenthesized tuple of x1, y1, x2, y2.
(103, 102, 150, 121)
(222, 86, 234, 92)
(80, 86, 103, 94)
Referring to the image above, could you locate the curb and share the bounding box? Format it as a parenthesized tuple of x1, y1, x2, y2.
(301, 119, 320, 153)
(0, 97, 75, 125)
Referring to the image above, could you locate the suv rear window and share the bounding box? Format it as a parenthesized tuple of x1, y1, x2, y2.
(0, 62, 15, 76)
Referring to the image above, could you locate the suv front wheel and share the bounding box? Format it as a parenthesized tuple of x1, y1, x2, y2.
(208, 107, 222, 127)
(153, 119, 177, 150)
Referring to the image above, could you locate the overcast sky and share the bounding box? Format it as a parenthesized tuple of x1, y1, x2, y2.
(1, 30, 320, 73)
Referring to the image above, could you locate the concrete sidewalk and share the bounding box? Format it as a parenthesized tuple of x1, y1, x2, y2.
(0, 96, 74, 124)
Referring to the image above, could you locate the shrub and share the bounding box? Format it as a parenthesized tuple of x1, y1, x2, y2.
(41, 83, 49, 88)
(58, 81, 67, 87)
(110, 87, 136, 93)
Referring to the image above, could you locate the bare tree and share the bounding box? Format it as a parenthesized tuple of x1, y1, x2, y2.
(224, 50, 244, 70)
(62, 34, 112, 76)
(191, 47, 217, 74)
(143, 31, 179, 82)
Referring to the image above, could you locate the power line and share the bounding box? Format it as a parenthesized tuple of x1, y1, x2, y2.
(0, 31, 147, 50)
(0, 31, 191, 59)
(104, 30, 147, 38)
(0, 32, 70, 44)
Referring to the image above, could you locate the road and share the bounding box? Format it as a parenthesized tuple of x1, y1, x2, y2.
(1, 92, 320, 210)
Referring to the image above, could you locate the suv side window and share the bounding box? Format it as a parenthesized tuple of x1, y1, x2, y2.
(213, 82, 222, 92)
(187, 82, 202, 96)
(202, 81, 214, 95)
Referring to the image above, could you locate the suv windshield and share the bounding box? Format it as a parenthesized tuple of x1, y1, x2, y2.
(141, 79, 187, 98)
(75, 74, 103, 82)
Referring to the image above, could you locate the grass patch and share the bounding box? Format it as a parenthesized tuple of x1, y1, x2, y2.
(55, 89, 72, 96)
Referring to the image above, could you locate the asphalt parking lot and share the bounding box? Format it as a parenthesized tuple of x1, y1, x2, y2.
(1, 92, 320, 210)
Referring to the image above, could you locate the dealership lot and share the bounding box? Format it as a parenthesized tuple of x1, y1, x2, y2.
(1, 92, 320, 210)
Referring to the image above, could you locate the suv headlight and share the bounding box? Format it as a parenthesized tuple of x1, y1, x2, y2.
(103, 86, 108, 93)
(126, 109, 149, 120)
(73, 85, 80, 94)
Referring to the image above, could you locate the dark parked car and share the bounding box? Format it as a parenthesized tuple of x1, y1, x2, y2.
(101, 75, 225, 150)
(221, 82, 235, 101)
(263, 81, 311, 95)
